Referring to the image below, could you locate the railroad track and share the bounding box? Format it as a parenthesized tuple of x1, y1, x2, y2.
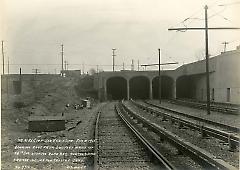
(143, 100, 240, 133)
(122, 101, 238, 170)
(130, 100, 239, 150)
(93, 102, 174, 169)
(168, 99, 240, 115)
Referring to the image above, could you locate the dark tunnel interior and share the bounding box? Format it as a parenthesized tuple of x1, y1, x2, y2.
(152, 76, 173, 99)
(129, 76, 149, 99)
(106, 77, 127, 100)
(176, 76, 196, 99)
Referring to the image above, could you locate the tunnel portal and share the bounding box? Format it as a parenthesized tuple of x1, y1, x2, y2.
(176, 75, 196, 99)
(106, 77, 127, 100)
(129, 76, 149, 99)
(152, 76, 173, 99)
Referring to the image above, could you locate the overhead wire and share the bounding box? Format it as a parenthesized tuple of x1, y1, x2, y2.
(208, 5, 227, 19)
(218, 1, 240, 6)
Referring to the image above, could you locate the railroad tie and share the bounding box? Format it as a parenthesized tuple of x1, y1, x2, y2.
(228, 134, 237, 152)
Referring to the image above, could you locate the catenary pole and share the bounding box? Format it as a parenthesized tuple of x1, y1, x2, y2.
(158, 49, 161, 104)
(168, 5, 240, 114)
(204, 5, 211, 115)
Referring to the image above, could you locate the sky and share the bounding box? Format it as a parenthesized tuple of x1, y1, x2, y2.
(1, 0, 240, 74)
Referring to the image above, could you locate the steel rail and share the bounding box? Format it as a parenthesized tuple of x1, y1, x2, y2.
(115, 103, 175, 170)
(93, 103, 109, 170)
(135, 100, 239, 145)
(131, 100, 239, 148)
(93, 110, 101, 170)
(169, 99, 239, 114)
(143, 100, 240, 133)
(121, 102, 238, 170)
(93, 103, 175, 170)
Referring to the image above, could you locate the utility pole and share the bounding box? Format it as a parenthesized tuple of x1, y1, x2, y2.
(61, 44, 64, 72)
(19, 68, 22, 81)
(222, 41, 229, 52)
(7, 57, 9, 74)
(7, 56, 9, 98)
(2, 41, 4, 75)
(158, 49, 161, 104)
(168, 5, 240, 115)
(32, 68, 40, 75)
(131, 59, 134, 71)
(112, 48, 116, 71)
(204, 5, 211, 115)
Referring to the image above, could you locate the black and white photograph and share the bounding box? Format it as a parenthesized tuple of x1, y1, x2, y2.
(1, 0, 240, 169)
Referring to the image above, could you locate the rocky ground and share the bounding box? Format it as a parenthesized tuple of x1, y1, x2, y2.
(1, 75, 102, 170)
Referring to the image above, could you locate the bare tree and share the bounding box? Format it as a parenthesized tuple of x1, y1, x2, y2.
(88, 68, 96, 75)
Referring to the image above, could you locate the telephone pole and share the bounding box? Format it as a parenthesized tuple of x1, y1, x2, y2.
(7, 56, 9, 98)
(168, 5, 240, 115)
(61, 44, 64, 72)
(2, 41, 4, 75)
(7, 57, 9, 74)
(222, 41, 229, 52)
(32, 68, 40, 75)
(112, 48, 116, 71)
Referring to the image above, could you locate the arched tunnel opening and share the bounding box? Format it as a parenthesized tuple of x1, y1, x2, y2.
(176, 76, 196, 99)
(152, 76, 173, 99)
(106, 77, 127, 100)
(130, 76, 149, 99)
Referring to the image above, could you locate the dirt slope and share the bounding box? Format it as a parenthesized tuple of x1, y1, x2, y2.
(1, 75, 101, 170)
